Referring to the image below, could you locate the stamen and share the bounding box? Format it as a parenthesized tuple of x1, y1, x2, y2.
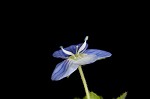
(76, 46, 79, 54)
(84, 36, 88, 41)
(60, 46, 74, 56)
(77, 36, 88, 54)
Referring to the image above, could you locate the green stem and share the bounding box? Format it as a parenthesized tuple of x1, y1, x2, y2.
(78, 66, 90, 99)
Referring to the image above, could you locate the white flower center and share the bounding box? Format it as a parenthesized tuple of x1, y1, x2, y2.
(60, 36, 88, 60)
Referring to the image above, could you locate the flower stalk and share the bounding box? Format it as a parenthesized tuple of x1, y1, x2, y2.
(78, 66, 90, 99)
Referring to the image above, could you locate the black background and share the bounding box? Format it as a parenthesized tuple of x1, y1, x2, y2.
(4, 3, 144, 99)
(46, 32, 128, 99)
(14, 17, 127, 99)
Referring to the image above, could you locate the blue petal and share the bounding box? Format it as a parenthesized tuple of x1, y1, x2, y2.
(52, 49, 69, 59)
(84, 49, 112, 59)
(51, 59, 79, 81)
(52, 43, 88, 59)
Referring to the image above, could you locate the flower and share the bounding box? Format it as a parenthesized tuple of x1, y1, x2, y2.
(51, 36, 112, 81)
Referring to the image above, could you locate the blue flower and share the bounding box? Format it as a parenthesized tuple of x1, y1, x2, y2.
(51, 36, 112, 81)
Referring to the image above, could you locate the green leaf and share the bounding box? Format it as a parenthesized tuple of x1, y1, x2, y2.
(116, 92, 127, 99)
(83, 92, 103, 99)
